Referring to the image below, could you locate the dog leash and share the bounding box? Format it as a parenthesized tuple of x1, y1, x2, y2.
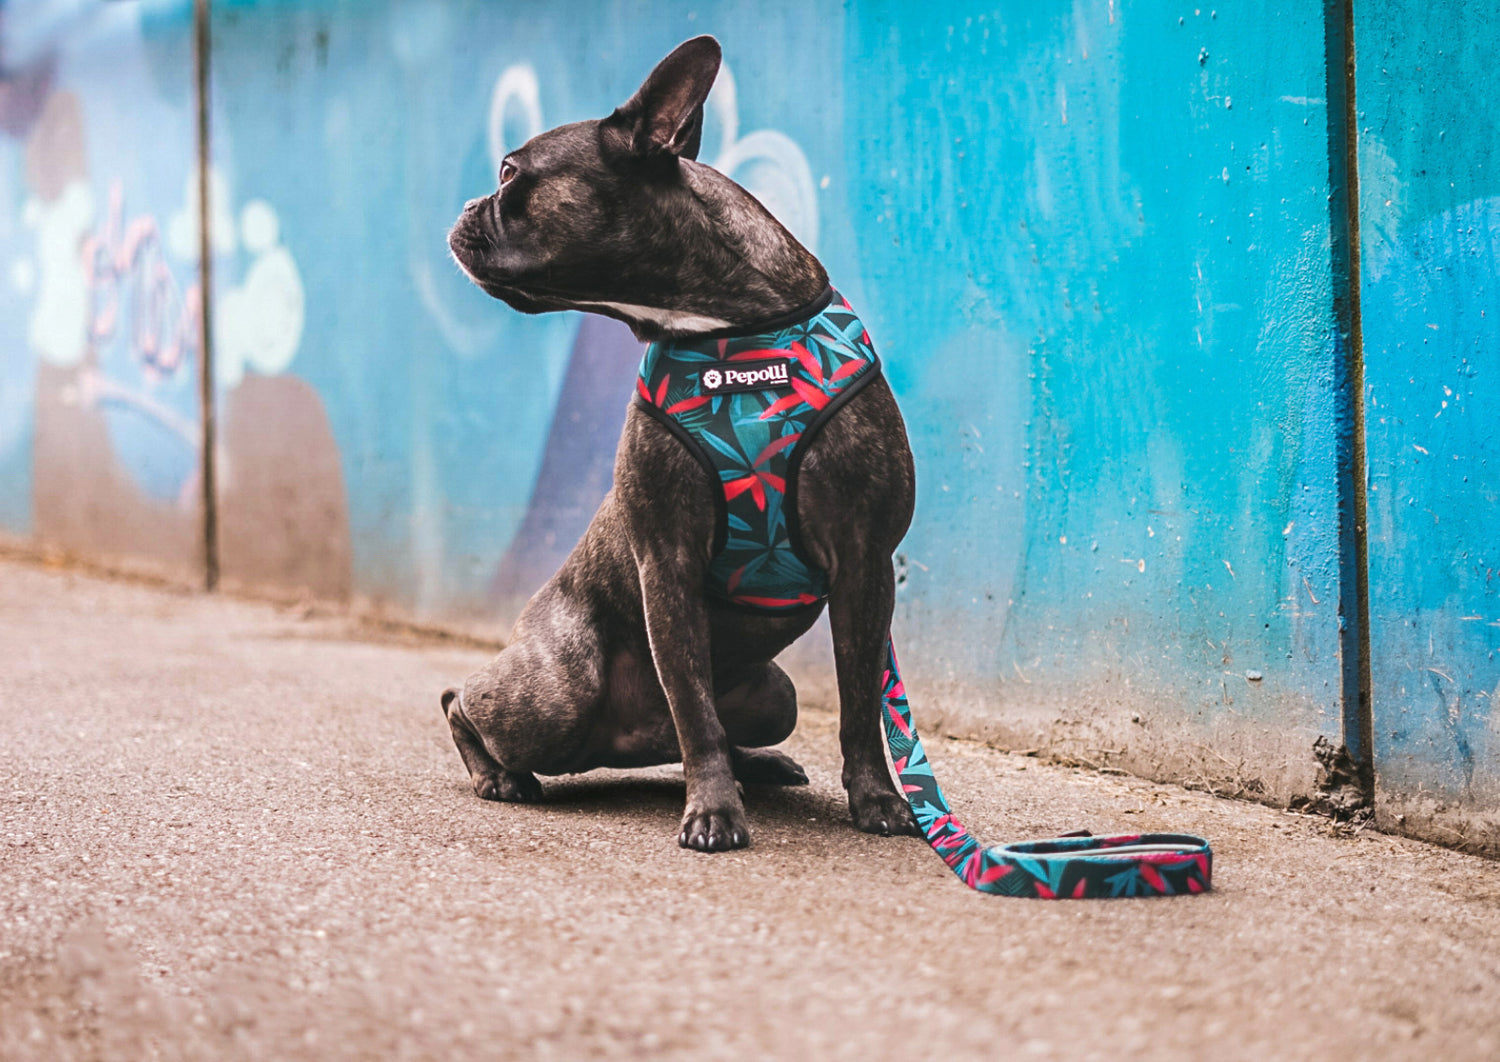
(880, 638, 1213, 898)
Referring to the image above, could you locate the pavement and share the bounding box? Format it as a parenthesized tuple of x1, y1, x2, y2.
(2, 558, 1499, 1061)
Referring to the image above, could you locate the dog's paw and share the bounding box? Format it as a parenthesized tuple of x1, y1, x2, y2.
(730, 747, 810, 787)
(678, 805, 750, 852)
(473, 769, 544, 804)
(849, 789, 920, 837)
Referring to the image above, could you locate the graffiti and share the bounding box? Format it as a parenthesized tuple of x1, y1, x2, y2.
(701, 62, 818, 252)
(65, 178, 200, 505)
(30, 165, 309, 504)
(487, 63, 543, 172)
(81, 179, 201, 383)
(22, 178, 92, 370)
(215, 198, 305, 389)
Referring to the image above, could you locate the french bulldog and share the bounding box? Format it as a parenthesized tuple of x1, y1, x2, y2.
(444, 35, 920, 852)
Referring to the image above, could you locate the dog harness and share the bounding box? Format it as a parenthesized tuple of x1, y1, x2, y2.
(635, 287, 878, 612)
(634, 286, 1212, 898)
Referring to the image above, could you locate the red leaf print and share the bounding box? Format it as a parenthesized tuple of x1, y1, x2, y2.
(758, 391, 804, 420)
(961, 854, 980, 887)
(665, 394, 712, 414)
(831, 357, 867, 382)
(886, 702, 912, 738)
(977, 863, 1013, 886)
(789, 376, 829, 409)
(1072, 879, 1088, 899)
(727, 347, 790, 361)
(730, 592, 821, 608)
(789, 341, 823, 383)
(1139, 863, 1166, 892)
(726, 565, 745, 593)
(758, 472, 785, 495)
(749, 477, 766, 510)
(636, 377, 653, 403)
(655, 376, 669, 407)
(723, 476, 758, 502)
(753, 432, 801, 467)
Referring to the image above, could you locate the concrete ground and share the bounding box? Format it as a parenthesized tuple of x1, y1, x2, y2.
(2, 559, 1499, 1062)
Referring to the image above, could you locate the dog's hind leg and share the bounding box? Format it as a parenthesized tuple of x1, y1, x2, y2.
(440, 687, 544, 803)
(718, 662, 808, 786)
(730, 746, 808, 786)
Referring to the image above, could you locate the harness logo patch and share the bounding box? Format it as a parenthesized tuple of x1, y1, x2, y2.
(697, 358, 792, 394)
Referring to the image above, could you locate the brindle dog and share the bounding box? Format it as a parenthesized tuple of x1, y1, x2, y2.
(445, 35, 919, 852)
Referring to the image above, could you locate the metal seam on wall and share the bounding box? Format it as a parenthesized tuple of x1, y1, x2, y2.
(1323, 0, 1375, 789)
(194, 0, 219, 591)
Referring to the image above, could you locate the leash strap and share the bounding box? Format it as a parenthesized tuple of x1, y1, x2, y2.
(880, 637, 1213, 898)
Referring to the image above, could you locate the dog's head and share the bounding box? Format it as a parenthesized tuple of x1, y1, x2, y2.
(448, 36, 820, 340)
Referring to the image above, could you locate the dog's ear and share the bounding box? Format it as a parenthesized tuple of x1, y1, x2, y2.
(614, 35, 721, 160)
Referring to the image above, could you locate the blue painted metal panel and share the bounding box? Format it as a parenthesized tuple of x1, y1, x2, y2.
(0, 1, 204, 574)
(843, 3, 1347, 790)
(199, 1, 1348, 791)
(1356, 2, 1500, 845)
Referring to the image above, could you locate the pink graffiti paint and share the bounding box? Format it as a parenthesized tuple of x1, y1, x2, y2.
(79, 180, 201, 381)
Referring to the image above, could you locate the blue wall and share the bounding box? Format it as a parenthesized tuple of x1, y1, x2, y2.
(0, 1, 204, 574)
(1356, 2, 1500, 846)
(1, 1, 1495, 849)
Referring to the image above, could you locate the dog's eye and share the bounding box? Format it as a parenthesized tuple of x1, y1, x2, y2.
(499, 161, 518, 186)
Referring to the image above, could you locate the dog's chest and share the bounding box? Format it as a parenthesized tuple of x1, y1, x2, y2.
(633, 289, 882, 613)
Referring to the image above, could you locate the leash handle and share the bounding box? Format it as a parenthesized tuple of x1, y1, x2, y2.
(880, 637, 1213, 898)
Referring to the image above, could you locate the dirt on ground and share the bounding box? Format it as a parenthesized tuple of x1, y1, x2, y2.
(2, 560, 1499, 1061)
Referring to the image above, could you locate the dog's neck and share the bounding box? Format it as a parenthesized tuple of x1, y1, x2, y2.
(602, 160, 829, 342)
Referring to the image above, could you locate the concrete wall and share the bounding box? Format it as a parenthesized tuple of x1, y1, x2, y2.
(0, 1, 1494, 851)
(0, 2, 206, 579)
(1355, 2, 1500, 848)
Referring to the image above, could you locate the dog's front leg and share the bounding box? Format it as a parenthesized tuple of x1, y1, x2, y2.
(638, 553, 749, 851)
(829, 555, 921, 836)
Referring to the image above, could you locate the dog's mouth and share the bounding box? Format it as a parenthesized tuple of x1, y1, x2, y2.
(448, 250, 583, 317)
(447, 209, 495, 276)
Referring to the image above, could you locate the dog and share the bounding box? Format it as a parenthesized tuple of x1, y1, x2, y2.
(444, 35, 920, 852)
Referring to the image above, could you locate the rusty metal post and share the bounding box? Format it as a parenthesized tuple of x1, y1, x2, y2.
(194, 0, 219, 591)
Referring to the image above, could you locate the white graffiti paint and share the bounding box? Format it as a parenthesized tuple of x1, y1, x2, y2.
(23, 179, 94, 368)
(487, 63, 543, 173)
(166, 165, 237, 263)
(215, 199, 305, 389)
(703, 63, 819, 253)
(10, 257, 36, 295)
(161, 169, 306, 389)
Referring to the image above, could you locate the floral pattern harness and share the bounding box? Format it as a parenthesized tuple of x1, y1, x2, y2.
(636, 287, 876, 613)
